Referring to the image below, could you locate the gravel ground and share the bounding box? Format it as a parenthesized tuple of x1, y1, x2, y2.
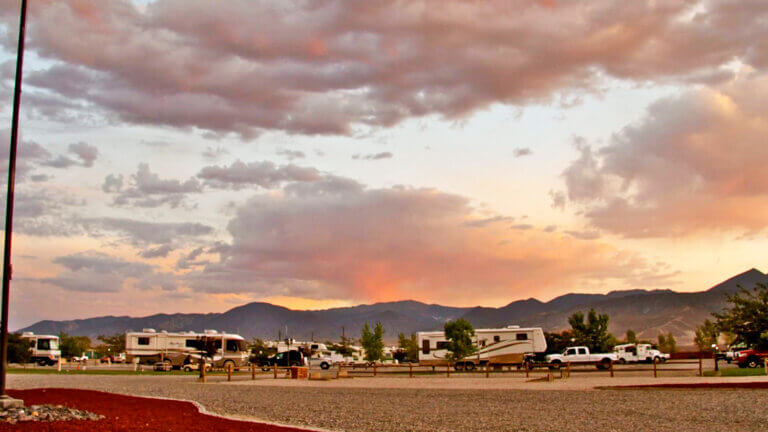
(9, 374, 768, 431)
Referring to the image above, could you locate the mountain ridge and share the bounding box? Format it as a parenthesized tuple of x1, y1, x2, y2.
(19, 268, 768, 346)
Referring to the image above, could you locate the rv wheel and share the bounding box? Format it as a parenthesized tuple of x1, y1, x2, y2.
(618, 358, 627, 365)
(465, 362, 476, 371)
(454, 363, 465, 372)
(320, 362, 330, 370)
(223, 360, 236, 372)
(183, 365, 193, 372)
(36, 359, 47, 367)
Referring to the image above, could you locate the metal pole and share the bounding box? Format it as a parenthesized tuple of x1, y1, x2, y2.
(0, 0, 27, 401)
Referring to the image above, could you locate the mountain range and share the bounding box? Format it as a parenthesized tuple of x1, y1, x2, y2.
(19, 268, 768, 347)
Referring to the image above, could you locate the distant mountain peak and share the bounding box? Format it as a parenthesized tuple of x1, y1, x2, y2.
(707, 268, 768, 293)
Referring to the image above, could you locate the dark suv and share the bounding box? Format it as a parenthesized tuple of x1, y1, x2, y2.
(259, 350, 304, 371)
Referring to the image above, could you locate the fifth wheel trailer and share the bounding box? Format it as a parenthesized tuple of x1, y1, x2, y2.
(417, 325, 546, 370)
(125, 329, 248, 370)
(20, 332, 60, 366)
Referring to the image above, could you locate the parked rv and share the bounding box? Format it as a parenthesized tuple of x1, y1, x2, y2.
(125, 329, 249, 370)
(613, 343, 669, 363)
(20, 332, 60, 366)
(545, 346, 618, 369)
(417, 325, 547, 370)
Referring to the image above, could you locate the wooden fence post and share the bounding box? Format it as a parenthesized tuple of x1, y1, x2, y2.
(251, 363, 256, 380)
(273, 363, 278, 379)
(764, 358, 767, 376)
(698, 353, 703, 377)
(525, 362, 530, 378)
(653, 358, 658, 378)
(200, 362, 206, 383)
(446, 363, 450, 378)
(566, 362, 571, 379)
(485, 362, 490, 378)
(373, 363, 377, 377)
(610, 361, 614, 378)
(409, 363, 413, 378)
(227, 363, 232, 381)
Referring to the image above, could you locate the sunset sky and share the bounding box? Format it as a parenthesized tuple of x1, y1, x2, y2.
(1, 0, 767, 329)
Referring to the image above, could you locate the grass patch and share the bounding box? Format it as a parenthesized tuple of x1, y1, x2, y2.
(704, 367, 767, 377)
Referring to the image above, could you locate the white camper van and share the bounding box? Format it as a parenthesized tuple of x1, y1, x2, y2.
(613, 343, 670, 363)
(20, 332, 60, 366)
(125, 329, 249, 370)
(417, 325, 546, 370)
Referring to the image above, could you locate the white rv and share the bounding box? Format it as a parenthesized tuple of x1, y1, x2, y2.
(417, 325, 546, 370)
(125, 329, 249, 369)
(613, 343, 670, 363)
(20, 332, 60, 366)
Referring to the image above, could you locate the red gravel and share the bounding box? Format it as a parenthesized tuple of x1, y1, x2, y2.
(598, 382, 768, 390)
(3, 388, 312, 431)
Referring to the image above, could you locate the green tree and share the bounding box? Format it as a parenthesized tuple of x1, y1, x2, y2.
(444, 319, 476, 362)
(249, 338, 276, 363)
(97, 334, 125, 355)
(694, 319, 720, 352)
(625, 329, 638, 344)
(397, 332, 419, 362)
(657, 332, 677, 353)
(545, 330, 574, 354)
(59, 332, 91, 358)
(360, 322, 385, 362)
(713, 283, 768, 349)
(568, 309, 613, 352)
(7, 333, 31, 364)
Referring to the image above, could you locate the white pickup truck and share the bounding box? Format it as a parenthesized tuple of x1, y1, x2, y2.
(545, 346, 618, 369)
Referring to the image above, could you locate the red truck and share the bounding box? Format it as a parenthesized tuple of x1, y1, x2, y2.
(734, 349, 768, 368)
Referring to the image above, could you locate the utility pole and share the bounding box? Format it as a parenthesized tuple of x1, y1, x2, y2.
(0, 0, 27, 409)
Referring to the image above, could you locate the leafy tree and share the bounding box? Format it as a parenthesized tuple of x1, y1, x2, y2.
(625, 329, 638, 344)
(444, 319, 476, 361)
(360, 322, 385, 362)
(59, 332, 91, 358)
(545, 330, 574, 354)
(249, 338, 276, 363)
(713, 283, 768, 349)
(694, 319, 720, 352)
(96, 334, 125, 357)
(397, 332, 419, 362)
(657, 332, 677, 353)
(568, 309, 613, 352)
(7, 333, 31, 364)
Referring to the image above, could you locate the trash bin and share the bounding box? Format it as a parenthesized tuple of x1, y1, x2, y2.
(290, 366, 308, 379)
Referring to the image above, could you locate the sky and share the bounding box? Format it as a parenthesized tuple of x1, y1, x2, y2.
(0, 0, 767, 329)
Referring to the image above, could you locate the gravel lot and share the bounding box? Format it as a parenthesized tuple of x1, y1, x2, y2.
(9, 374, 768, 431)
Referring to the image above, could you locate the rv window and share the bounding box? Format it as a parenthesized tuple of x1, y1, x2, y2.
(226, 340, 240, 352)
(311, 344, 318, 350)
(138, 337, 150, 346)
(186, 339, 201, 349)
(436, 342, 450, 350)
(516, 333, 528, 341)
(493, 336, 501, 343)
(37, 339, 51, 350)
(480, 340, 486, 347)
(422, 340, 430, 354)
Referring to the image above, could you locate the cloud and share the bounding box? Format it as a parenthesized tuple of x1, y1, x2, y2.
(276, 149, 305, 160)
(184, 175, 673, 302)
(107, 163, 202, 208)
(202, 145, 229, 161)
(68, 142, 98, 167)
(197, 160, 321, 190)
(351, 152, 393, 161)
(81, 217, 214, 246)
(40, 251, 176, 292)
(561, 74, 768, 237)
(138, 244, 175, 259)
(510, 224, 534, 230)
(6, 1, 768, 137)
(513, 148, 532, 158)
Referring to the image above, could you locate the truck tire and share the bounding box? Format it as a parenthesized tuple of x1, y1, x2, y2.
(549, 360, 561, 370)
(618, 358, 627, 365)
(320, 361, 330, 370)
(465, 362, 476, 371)
(183, 365, 193, 372)
(747, 357, 761, 368)
(36, 359, 47, 367)
(596, 358, 611, 370)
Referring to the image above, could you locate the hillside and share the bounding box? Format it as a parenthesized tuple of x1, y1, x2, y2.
(19, 268, 768, 346)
